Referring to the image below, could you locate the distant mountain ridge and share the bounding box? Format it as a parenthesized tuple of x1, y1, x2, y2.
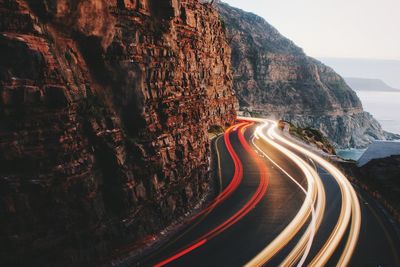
(217, 1, 399, 148)
(319, 58, 400, 89)
(345, 77, 400, 92)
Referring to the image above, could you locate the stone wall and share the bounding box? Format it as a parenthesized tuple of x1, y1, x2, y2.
(0, 0, 236, 265)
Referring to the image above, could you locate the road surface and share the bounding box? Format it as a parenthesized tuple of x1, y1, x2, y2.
(137, 119, 400, 267)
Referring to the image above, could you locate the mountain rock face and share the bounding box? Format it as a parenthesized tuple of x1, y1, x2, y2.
(0, 0, 235, 265)
(217, 2, 394, 148)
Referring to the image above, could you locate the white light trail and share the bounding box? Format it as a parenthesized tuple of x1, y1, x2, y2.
(240, 117, 361, 267)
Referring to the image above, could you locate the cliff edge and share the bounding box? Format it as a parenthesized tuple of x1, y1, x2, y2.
(0, 0, 235, 265)
(217, 2, 395, 148)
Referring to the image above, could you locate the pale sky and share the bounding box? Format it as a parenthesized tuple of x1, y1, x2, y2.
(222, 0, 400, 60)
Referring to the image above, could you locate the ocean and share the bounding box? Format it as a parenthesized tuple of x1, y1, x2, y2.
(336, 90, 400, 160)
(356, 90, 400, 135)
(336, 149, 366, 161)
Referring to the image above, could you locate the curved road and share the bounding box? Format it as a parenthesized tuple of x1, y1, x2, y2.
(138, 119, 400, 267)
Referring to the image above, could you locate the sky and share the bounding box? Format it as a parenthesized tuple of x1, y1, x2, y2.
(222, 0, 400, 60)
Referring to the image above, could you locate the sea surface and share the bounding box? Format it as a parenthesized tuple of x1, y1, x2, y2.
(337, 90, 400, 161)
(336, 149, 366, 161)
(356, 90, 400, 135)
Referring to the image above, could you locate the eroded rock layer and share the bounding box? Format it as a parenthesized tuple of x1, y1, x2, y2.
(0, 0, 236, 265)
(217, 2, 394, 148)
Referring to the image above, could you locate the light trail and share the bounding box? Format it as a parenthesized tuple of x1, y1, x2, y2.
(240, 117, 361, 267)
(251, 134, 324, 267)
(143, 135, 226, 261)
(264, 120, 361, 267)
(154, 123, 245, 267)
(178, 122, 248, 224)
(154, 117, 361, 267)
(136, 125, 245, 265)
(154, 123, 269, 267)
(195, 123, 246, 216)
(264, 127, 325, 267)
(244, 121, 324, 267)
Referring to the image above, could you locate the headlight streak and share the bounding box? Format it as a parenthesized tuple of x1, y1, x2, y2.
(245, 122, 324, 267)
(240, 117, 361, 267)
(154, 116, 361, 267)
(264, 120, 361, 267)
(250, 133, 323, 267)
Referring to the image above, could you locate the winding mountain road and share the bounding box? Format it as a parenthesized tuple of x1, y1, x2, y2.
(138, 119, 400, 267)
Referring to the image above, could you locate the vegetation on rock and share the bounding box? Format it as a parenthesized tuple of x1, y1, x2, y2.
(278, 120, 336, 154)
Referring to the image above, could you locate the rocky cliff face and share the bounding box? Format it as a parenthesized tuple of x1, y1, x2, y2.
(217, 2, 395, 148)
(0, 0, 235, 265)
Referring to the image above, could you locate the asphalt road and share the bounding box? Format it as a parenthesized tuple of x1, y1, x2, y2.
(137, 120, 400, 267)
(266, 122, 400, 267)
